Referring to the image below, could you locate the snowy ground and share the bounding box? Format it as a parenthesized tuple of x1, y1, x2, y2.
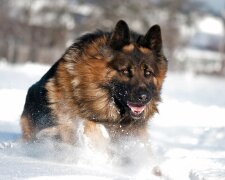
(0, 61, 225, 180)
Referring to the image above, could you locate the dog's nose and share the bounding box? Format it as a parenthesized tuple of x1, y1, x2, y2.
(138, 93, 148, 101)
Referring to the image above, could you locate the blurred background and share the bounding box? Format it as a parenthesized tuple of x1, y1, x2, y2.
(0, 0, 224, 75)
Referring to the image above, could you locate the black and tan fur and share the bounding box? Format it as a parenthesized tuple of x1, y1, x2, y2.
(20, 20, 168, 149)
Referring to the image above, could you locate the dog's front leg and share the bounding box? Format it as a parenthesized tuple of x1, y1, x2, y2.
(83, 120, 110, 153)
(136, 125, 162, 177)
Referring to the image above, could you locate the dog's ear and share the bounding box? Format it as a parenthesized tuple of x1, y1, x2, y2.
(142, 25, 162, 52)
(110, 20, 130, 50)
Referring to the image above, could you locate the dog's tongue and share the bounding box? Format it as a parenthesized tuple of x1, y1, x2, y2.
(127, 103, 146, 115)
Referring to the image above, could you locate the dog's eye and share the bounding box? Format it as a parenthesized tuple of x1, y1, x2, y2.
(144, 70, 154, 77)
(122, 69, 129, 75)
(120, 69, 131, 77)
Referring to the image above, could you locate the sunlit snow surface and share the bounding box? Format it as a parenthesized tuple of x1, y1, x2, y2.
(0, 61, 225, 180)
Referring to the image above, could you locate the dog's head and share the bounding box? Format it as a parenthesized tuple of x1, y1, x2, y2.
(107, 20, 168, 121)
(67, 20, 167, 123)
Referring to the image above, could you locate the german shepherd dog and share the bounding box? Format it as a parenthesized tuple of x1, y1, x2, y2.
(20, 20, 167, 161)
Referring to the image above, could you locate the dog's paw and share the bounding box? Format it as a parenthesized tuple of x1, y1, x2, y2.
(152, 166, 162, 177)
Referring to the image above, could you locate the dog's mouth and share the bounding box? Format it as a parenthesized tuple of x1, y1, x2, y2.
(127, 102, 146, 119)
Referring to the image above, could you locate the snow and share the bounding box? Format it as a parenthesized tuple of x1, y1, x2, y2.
(197, 16, 224, 35)
(0, 62, 225, 179)
(150, 73, 225, 179)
